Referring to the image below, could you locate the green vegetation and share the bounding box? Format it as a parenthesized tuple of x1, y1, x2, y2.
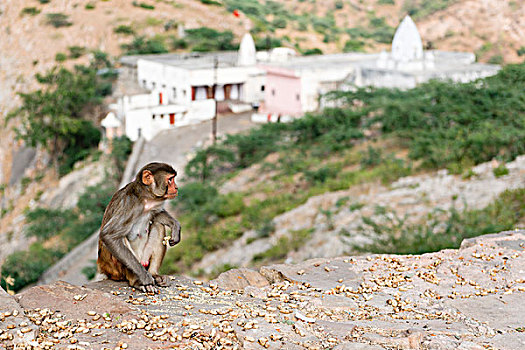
(303, 48, 323, 55)
(114, 25, 135, 35)
(326, 63, 525, 172)
(493, 165, 509, 178)
(402, 0, 458, 19)
(55, 52, 67, 62)
(518, 46, 525, 56)
(9, 53, 115, 175)
(132, 1, 155, 10)
(0, 179, 116, 292)
(253, 229, 313, 263)
(45, 13, 72, 27)
(21, 7, 41, 16)
(200, 0, 222, 5)
(160, 64, 524, 277)
(68, 46, 86, 59)
(121, 35, 168, 55)
(184, 27, 237, 52)
(85, 2, 95, 10)
(351, 188, 525, 254)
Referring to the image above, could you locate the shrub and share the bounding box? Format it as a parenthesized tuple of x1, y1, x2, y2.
(352, 188, 525, 255)
(85, 2, 95, 10)
(114, 25, 135, 35)
(518, 46, 525, 56)
(343, 38, 365, 52)
(1, 243, 63, 292)
(46, 13, 72, 27)
(488, 54, 503, 65)
(304, 165, 340, 184)
(21, 7, 41, 16)
(121, 35, 168, 55)
(25, 208, 76, 241)
(200, 0, 222, 5)
(303, 48, 323, 55)
(252, 229, 313, 263)
(185, 27, 237, 52)
(55, 52, 67, 62)
(493, 165, 509, 177)
(68, 46, 86, 58)
(132, 1, 155, 10)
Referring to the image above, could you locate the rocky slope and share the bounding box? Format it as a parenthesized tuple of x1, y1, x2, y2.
(1, 230, 524, 349)
(195, 156, 525, 274)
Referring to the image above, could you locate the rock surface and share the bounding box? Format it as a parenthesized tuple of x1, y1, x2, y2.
(1, 230, 524, 349)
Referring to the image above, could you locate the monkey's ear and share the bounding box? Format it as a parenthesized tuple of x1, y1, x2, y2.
(142, 170, 154, 186)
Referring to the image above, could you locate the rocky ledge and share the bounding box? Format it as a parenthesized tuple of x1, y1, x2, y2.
(1, 230, 524, 350)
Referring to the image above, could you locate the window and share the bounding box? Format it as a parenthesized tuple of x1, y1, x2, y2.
(173, 87, 177, 99)
(296, 93, 300, 101)
(142, 79, 146, 86)
(162, 84, 166, 89)
(152, 114, 155, 119)
(152, 82, 156, 89)
(261, 85, 265, 92)
(272, 89, 275, 96)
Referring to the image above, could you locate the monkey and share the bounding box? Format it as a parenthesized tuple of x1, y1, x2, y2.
(97, 162, 181, 293)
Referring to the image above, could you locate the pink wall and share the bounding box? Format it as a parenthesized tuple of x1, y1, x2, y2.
(262, 67, 302, 116)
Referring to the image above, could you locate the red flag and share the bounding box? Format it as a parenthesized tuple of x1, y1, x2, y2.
(233, 9, 240, 17)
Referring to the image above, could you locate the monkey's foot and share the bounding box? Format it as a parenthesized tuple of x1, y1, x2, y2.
(153, 275, 171, 287)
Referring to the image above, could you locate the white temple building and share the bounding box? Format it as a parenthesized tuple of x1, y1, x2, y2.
(351, 16, 500, 89)
(105, 16, 501, 138)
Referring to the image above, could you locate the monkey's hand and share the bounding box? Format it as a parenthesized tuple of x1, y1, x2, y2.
(169, 220, 181, 246)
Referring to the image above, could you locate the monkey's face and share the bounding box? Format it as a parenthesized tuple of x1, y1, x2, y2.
(164, 174, 178, 199)
(142, 170, 178, 199)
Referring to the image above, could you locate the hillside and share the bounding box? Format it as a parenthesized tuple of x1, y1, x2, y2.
(1, 0, 523, 205)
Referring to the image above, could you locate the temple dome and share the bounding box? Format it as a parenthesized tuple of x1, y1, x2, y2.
(391, 15, 423, 62)
(237, 33, 256, 66)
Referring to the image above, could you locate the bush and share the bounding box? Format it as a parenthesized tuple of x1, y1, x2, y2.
(58, 120, 102, 175)
(200, 0, 222, 5)
(185, 27, 237, 52)
(68, 46, 86, 58)
(343, 39, 365, 52)
(1, 243, 63, 292)
(21, 7, 41, 16)
(132, 1, 155, 10)
(25, 208, 76, 241)
(352, 188, 525, 255)
(55, 52, 67, 62)
(121, 35, 168, 55)
(488, 54, 503, 64)
(85, 2, 95, 10)
(493, 165, 509, 177)
(114, 25, 135, 35)
(212, 193, 245, 218)
(46, 13, 72, 27)
(303, 48, 323, 55)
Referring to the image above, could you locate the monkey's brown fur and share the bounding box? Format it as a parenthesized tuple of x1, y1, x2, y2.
(97, 162, 181, 293)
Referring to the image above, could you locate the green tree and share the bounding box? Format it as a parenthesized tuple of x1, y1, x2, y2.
(10, 58, 113, 173)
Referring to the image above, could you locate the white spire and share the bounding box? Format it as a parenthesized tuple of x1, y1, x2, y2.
(391, 15, 423, 62)
(237, 33, 256, 66)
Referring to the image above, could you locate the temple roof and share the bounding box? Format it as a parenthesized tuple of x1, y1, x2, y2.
(391, 15, 423, 62)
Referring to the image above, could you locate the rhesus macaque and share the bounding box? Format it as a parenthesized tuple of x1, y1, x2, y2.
(97, 162, 181, 293)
